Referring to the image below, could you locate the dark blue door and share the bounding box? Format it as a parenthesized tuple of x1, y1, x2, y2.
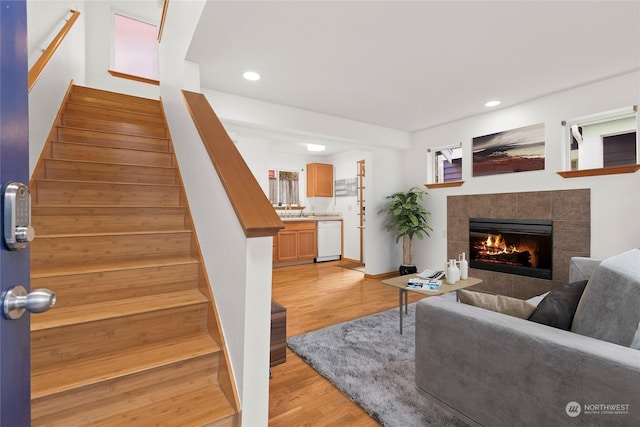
(0, 0, 31, 426)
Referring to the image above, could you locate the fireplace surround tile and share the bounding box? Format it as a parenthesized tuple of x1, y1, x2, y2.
(448, 189, 590, 298)
(553, 220, 590, 251)
(447, 241, 468, 263)
(517, 191, 551, 220)
(447, 217, 469, 243)
(551, 189, 590, 220)
(447, 195, 469, 219)
(469, 193, 518, 219)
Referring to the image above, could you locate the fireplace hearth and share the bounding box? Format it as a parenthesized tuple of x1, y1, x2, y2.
(469, 218, 553, 279)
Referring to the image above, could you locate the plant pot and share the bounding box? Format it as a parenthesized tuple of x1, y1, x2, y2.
(399, 264, 418, 276)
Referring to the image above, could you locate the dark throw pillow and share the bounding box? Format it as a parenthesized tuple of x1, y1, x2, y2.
(528, 280, 588, 330)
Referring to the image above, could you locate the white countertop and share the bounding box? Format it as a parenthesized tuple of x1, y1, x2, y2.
(279, 214, 343, 222)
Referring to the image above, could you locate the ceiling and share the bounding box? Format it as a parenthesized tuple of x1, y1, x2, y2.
(185, 1, 640, 152)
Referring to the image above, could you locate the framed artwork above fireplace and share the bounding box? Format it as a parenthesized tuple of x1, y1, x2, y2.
(472, 123, 545, 176)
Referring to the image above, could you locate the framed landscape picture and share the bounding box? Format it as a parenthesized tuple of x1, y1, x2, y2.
(472, 123, 545, 176)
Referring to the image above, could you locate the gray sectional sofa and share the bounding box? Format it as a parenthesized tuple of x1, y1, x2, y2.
(415, 248, 640, 427)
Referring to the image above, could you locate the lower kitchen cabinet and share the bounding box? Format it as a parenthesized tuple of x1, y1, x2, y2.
(274, 221, 317, 266)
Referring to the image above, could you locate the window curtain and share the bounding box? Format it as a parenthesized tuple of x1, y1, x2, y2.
(279, 175, 299, 205)
(269, 178, 278, 204)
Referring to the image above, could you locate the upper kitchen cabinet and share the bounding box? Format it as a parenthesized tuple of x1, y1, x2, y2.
(306, 163, 333, 197)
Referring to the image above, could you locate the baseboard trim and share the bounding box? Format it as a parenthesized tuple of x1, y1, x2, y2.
(364, 271, 399, 280)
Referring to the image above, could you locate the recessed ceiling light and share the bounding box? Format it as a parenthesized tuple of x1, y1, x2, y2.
(484, 100, 501, 107)
(243, 71, 261, 81)
(307, 143, 325, 152)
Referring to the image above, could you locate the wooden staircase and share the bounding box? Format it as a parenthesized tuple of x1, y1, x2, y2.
(29, 85, 239, 426)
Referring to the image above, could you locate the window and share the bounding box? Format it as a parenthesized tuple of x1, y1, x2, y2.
(565, 106, 638, 170)
(427, 144, 463, 184)
(269, 170, 300, 205)
(603, 132, 636, 167)
(112, 13, 159, 81)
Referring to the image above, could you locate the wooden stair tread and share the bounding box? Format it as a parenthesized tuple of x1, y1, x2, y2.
(49, 140, 173, 168)
(90, 384, 236, 427)
(30, 256, 199, 278)
(71, 85, 161, 108)
(34, 382, 235, 427)
(68, 94, 163, 116)
(33, 203, 185, 210)
(35, 228, 191, 239)
(32, 333, 220, 399)
(62, 113, 166, 134)
(55, 126, 170, 152)
(44, 157, 176, 170)
(31, 354, 220, 424)
(34, 178, 180, 188)
(31, 205, 188, 234)
(32, 289, 208, 331)
(31, 205, 186, 215)
(42, 159, 177, 184)
(65, 101, 164, 120)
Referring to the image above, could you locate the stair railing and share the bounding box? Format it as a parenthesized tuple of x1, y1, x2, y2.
(28, 9, 80, 92)
(182, 90, 283, 238)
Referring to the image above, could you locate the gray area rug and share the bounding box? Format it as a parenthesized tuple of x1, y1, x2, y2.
(287, 303, 468, 427)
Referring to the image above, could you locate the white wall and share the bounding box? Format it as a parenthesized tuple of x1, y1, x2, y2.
(28, 0, 86, 176)
(204, 89, 411, 151)
(233, 135, 270, 194)
(84, 0, 160, 99)
(332, 150, 371, 261)
(406, 71, 640, 272)
(365, 147, 405, 274)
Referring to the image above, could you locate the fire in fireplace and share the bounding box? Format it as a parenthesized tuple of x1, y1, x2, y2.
(469, 218, 552, 279)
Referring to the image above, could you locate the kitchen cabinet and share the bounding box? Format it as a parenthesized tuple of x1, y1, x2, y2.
(274, 221, 317, 266)
(306, 163, 333, 197)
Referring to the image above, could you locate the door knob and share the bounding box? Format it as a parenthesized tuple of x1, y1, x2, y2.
(3, 285, 56, 320)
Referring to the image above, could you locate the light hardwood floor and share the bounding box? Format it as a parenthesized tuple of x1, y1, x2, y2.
(268, 261, 427, 426)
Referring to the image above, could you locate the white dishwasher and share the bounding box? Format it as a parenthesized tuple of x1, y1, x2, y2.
(316, 220, 342, 262)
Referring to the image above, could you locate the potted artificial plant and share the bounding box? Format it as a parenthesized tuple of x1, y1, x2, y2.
(379, 186, 433, 275)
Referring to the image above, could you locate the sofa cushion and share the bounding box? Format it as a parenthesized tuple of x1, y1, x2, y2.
(526, 291, 549, 306)
(527, 280, 588, 330)
(571, 248, 640, 348)
(457, 289, 536, 319)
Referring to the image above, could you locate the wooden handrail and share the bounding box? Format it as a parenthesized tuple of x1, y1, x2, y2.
(158, 0, 169, 42)
(182, 90, 284, 238)
(107, 69, 160, 86)
(28, 9, 81, 92)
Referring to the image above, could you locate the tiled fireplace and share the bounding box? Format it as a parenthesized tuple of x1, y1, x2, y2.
(447, 189, 590, 299)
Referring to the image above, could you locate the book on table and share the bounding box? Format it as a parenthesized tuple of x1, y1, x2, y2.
(407, 278, 442, 291)
(417, 268, 445, 280)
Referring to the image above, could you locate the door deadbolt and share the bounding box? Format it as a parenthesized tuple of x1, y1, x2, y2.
(3, 286, 56, 320)
(3, 182, 35, 250)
